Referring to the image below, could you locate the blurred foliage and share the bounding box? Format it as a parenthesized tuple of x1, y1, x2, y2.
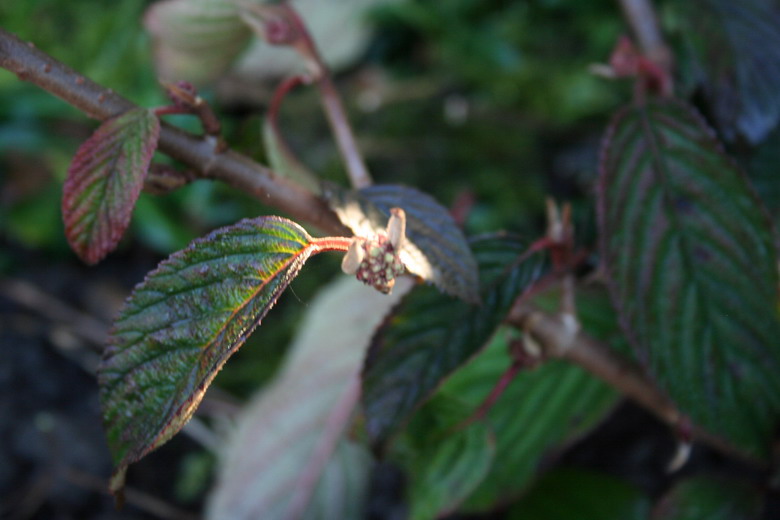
(4, 0, 777, 516)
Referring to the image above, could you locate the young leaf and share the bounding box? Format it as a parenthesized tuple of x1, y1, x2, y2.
(98, 216, 323, 493)
(207, 276, 412, 520)
(598, 98, 780, 458)
(441, 332, 617, 511)
(400, 396, 494, 520)
(144, 0, 252, 84)
(362, 236, 546, 446)
(673, 0, 780, 143)
(652, 476, 764, 520)
(62, 107, 160, 264)
(507, 469, 650, 520)
(326, 184, 480, 303)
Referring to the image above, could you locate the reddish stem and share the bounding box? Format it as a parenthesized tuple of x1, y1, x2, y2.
(309, 236, 353, 253)
(452, 361, 523, 432)
(277, 5, 373, 189)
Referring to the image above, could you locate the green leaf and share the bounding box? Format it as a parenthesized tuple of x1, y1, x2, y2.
(326, 184, 480, 303)
(398, 396, 494, 520)
(362, 236, 546, 446)
(144, 0, 252, 85)
(598, 98, 780, 457)
(62, 107, 160, 264)
(262, 117, 321, 195)
(507, 469, 650, 520)
(441, 331, 617, 511)
(652, 476, 764, 520)
(98, 216, 320, 492)
(207, 276, 413, 520)
(673, 0, 780, 143)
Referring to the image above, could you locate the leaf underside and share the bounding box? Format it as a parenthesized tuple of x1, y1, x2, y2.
(144, 0, 252, 84)
(98, 216, 315, 491)
(440, 332, 617, 512)
(361, 236, 547, 447)
(598, 98, 780, 457)
(675, 0, 780, 143)
(62, 107, 160, 264)
(207, 276, 412, 520)
(325, 183, 480, 303)
(403, 395, 495, 520)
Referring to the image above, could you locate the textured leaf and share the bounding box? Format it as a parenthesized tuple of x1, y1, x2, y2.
(441, 331, 617, 511)
(652, 476, 764, 520)
(507, 469, 650, 520)
(144, 0, 252, 85)
(598, 98, 780, 457)
(326, 184, 480, 303)
(400, 396, 494, 520)
(362, 236, 546, 446)
(62, 107, 160, 264)
(99, 216, 320, 491)
(207, 276, 412, 520)
(674, 0, 780, 143)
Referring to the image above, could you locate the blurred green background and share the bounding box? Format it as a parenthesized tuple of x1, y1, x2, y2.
(0, 1, 647, 517)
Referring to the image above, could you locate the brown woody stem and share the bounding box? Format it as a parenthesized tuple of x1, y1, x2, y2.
(505, 302, 759, 464)
(0, 28, 350, 237)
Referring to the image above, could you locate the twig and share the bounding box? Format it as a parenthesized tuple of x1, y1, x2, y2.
(617, 0, 672, 72)
(0, 28, 350, 237)
(238, 3, 373, 189)
(64, 468, 199, 520)
(0, 277, 108, 346)
(505, 303, 759, 464)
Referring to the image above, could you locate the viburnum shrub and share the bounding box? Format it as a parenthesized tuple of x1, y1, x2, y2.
(1, 0, 779, 518)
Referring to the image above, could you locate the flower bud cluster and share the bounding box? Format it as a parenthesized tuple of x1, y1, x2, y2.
(340, 207, 407, 294)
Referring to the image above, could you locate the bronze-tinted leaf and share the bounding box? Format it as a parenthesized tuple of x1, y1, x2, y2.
(62, 107, 159, 264)
(99, 216, 317, 492)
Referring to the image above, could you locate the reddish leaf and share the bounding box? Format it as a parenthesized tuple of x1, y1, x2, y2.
(62, 107, 160, 264)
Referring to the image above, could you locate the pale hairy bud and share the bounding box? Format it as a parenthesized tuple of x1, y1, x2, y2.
(387, 207, 406, 250)
(340, 238, 365, 275)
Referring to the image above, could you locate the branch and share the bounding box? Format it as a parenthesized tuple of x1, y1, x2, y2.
(617, 0, 672, 72)
(0, 28, 350, 237)
(506, 303, 758, 464)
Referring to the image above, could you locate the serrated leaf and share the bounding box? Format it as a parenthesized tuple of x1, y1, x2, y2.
(361, 236, 546, 446)
(98, 216, 320, 491)
(400, 396, 494, 520)
(144, 0, 253, 85)
(440, 331, 617, 511)
(674, 0, 780, 143)
(598, 98, 780, 458)
(62, 107, 160, 264)
(326, 184, 480, 303)
(207, 276, 412, 520)
(652, 476, 764, 520)
(507, 469, 650, 520)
